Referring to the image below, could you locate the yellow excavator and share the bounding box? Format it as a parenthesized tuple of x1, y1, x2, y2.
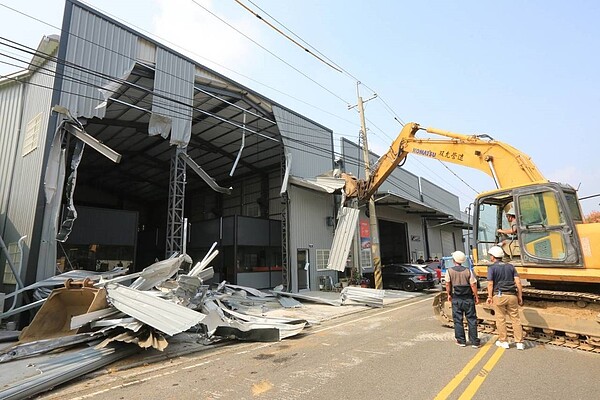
(342, 122, 600, 350)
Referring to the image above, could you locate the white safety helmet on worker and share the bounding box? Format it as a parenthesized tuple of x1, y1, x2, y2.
(504, 202, 515, 216)
(489, 246, 505, 259)
(451, 250, 467, 264)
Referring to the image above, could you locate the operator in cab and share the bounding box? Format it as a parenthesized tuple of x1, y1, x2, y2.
(497, 202, 520, 258)
(497, 202, 517, 236)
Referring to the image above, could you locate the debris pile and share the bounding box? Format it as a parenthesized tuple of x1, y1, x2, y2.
(0, 247, 385, 398)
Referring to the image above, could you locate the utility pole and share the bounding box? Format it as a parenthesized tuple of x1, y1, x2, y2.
(352, 86, 383, 290)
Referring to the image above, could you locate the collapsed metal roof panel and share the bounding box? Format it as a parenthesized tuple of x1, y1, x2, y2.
(289, 176, 346, 194)
(106, 283, 205, 336)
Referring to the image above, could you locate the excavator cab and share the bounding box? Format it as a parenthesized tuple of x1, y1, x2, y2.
(472, 182, 584, 270)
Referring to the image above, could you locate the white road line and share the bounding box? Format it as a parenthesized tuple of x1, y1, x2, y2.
(181, 358, 218, 370)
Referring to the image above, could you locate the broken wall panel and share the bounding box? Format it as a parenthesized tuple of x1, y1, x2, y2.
(273, 105, 333, 180)
(106, 283, 205, 336)
(150, 47, 195, 146)
(327, 206, 360, 272)
(0, 79, 24, 237)
(59, 3, 138, 119)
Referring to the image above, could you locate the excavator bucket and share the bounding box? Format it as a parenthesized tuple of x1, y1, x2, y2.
(19, 278, 108, 343)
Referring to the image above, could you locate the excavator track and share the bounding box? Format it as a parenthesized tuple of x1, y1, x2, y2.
(433, 288, 600, 353)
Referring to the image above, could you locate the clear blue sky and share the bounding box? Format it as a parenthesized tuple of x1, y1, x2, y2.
(2, 0, 599, 214)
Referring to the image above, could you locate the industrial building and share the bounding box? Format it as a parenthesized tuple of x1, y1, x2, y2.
(0, 0, 468, 302)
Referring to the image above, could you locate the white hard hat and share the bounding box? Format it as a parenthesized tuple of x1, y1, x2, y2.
(505, 202, 515, 216)
(451, 250, 467, 264)
(489, 246, 505, 258)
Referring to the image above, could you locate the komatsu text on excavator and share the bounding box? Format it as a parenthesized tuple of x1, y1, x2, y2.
(342, 122, 600, 351)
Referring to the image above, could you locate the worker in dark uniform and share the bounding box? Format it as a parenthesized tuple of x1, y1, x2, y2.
(487, 245, 524, 350)
(445, 250, 480, 347)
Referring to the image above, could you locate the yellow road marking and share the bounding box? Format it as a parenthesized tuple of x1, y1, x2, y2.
(457, 346, 505, 400)
(433, 336, 498, 400)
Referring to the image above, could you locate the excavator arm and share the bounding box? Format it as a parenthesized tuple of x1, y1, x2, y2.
(343, 122, 547, 200)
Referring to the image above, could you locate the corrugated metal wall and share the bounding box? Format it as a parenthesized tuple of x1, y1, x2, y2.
(341, 137, 421, 202)
(59, 3, 137, 119)
(288, 185, 336, 292)
(420, 178, 461, 218)
(272, 105, 333, 179)
(0, 80, 24, 235)
(340, 137, 375, 181)
(4, 60, 57, 269)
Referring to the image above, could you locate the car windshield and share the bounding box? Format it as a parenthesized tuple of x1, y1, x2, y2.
(406, 266, 425, 274)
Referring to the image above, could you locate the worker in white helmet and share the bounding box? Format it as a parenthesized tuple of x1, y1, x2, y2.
(497, 203, 517, 236)
(486, 245, 524, 350)
(445, 250, 480, 348)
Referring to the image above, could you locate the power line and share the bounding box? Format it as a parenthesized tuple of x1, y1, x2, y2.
(189, 0, 350, 105)
(0, 1, 478, 205)
(0, 2, 361, 133)
(233, 0, 342, 73)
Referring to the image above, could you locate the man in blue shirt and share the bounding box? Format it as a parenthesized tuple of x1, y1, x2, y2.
(445, 250, 480, 348)
(486, 246, 525, 350)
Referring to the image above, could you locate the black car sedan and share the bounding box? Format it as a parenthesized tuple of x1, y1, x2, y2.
(366, 264, 436, 291)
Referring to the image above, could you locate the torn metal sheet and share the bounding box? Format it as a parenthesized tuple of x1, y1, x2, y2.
(224, 284, 272, 298)
(327, 206, 360, 271)
(200, 300, 228, 337)
(106, 283, 205, 336)
(200, 299, 305, 341)
(220, 308, 308, 339)
(70, 307, 120, 330)
(197, 266, 214, 282)
(37, 121, 68, 281)
(271, 290, 342, 306)
(277, 296, 303, 308)
(151, 47, 195, 146)
(0, 344, 138, 400)
(188, 249, 218, 277)
(180, 152, 232, 194)
(0, 332, 105, 363)
(6, 268, 128, 301)
(129, 254, 190, 291)
(341, 287, 385, 308)
(0, 299, 45, 320)
(91, 318, 144, 333)
(288, 175, 346, 193)
(97, 327, 168, 351)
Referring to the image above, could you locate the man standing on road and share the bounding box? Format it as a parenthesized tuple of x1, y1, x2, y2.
(486, 245, 525, 350)
(445, 250, 480, 348)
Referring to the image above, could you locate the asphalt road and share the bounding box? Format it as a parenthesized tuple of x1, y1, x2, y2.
(40, 294, 600, 400)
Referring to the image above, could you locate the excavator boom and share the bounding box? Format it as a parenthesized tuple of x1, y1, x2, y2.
(344, 122, 547, 200)
(341, 121, 600, 352)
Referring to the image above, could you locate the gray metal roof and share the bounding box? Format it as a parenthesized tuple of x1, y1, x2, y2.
(77, 63, 284, 203)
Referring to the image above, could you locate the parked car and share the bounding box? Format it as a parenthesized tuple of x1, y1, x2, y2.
(414, 265, 440, 286)
(365, 264, 436, 291)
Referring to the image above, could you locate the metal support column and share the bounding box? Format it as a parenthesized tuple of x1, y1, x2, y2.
(280, 153, 290, 291)
(166, 146, 187, 258)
